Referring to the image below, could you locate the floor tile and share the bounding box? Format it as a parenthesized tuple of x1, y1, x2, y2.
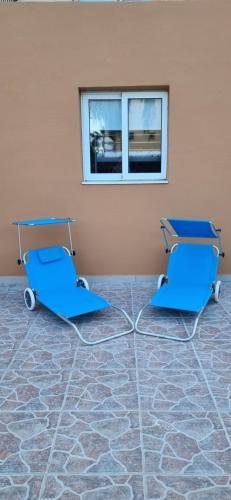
(204, 370, 231, 412)
(183, 301, 231, 341)
(0, 475, 44, 500)
(74, 341, 135, 371)
(0, 281, 231, 496)
(0, 342, 18, 370)
(10, 338, 76, 371)
(141, 411, 231, 474)
(0, 411, 58, 473)
(189, 301, 227, 324)
(49, 411, 141, 474)
(131, 283, 154, 314)
(193, 339, 231, 370)
(138, 369, 215, 412)
(183, 305, 231, 342)
(144, 475, 231, 499)
(42, 474, 144, 499)
(64, 369, 138, 412)
(92, 282, 133, 309)
(220, 413, 231, 439)
(0, 320, 35, 345)
(23, 309, 78, 344)
(220, 283, 231, 316)
(135, 336, 199, 370)
(0, 293, 38, 344)
(0, 370, 69, 411)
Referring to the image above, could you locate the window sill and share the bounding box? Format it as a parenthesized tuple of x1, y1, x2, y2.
(81, 180, 168, 185)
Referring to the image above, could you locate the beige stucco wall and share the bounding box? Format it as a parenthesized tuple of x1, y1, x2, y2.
(0, 0, 230, 276)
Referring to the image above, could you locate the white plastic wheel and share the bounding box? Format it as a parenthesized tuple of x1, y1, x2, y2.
(157, 274, 166, 290)
(214, 280, 221, 303)
(77, 277, 89, 290)
(24, 288, 36, 311)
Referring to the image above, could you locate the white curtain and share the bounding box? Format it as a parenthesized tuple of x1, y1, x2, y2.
(129, 98, 161, 131)
(90, 100, 121, 132)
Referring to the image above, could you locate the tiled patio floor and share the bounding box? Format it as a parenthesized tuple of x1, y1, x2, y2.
(0, 280, 231, 499)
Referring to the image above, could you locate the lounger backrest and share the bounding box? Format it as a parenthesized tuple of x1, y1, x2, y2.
(25, 246, 77, 292)
(167, 243, 219, 286)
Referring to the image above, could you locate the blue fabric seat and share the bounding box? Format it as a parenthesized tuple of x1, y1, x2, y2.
(135, 238, 221, 342)
(151, 284, 212, 313)
(25, 246, 109, 318)
(152, 243, 219, 313)
(38, 287, 108, 318)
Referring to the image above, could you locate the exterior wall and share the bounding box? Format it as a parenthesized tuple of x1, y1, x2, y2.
(0, 0, 230, 276)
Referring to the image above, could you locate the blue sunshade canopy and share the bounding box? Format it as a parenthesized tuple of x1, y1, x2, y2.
(166, 218, 218, 239)
(13, 218, 77, 226)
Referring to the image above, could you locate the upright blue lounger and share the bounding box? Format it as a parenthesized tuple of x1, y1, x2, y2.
(13, 218, 134, 345)
(135, 218, 224, 341)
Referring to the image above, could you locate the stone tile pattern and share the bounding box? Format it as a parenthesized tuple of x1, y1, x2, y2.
(0, 281, 231, 498)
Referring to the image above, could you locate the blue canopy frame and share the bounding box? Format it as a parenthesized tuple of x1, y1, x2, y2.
(160, 218, 224, 257)
(13, 218, 77, 226)
(13, 218, 77, 265)
(13, 218, 134, 345)
(135, 218, 224, 342)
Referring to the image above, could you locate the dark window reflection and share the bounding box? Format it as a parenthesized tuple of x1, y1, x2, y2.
(90, 130, 122, 174)
(89, 100, 122, 174)
(128, 98, 162, 174)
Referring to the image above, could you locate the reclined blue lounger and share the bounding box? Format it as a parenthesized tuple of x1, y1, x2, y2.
(13, 218, 134, 345)
(135, 218, 224, 341)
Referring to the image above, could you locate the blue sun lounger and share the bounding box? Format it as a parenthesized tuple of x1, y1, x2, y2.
(135, 218, 224, 341)
(13, 218, 134, 345)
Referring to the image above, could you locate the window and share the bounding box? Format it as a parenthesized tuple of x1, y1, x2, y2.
(81, 91, 168, 183)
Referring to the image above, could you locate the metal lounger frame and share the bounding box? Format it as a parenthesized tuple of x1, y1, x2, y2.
(58, 305, 134, 345)
(135, 304, 204, 342)
(135, 217, 223, 342)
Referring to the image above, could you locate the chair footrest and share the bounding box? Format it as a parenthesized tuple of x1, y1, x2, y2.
(38, 287, 110, 318)
(151, 284, 212, 313)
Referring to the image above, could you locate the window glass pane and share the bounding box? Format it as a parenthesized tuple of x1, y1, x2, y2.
(128, 98, 162, 174)
(89, 99, 122, 174)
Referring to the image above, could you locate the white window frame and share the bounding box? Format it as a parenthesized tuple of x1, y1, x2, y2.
(81, 91, 168, 184)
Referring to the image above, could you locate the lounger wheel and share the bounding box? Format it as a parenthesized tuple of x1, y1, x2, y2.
(157, 274, 167, 290)
(213, 280, 221, 303)
(77, 277, 89, 290)
(24, 288, 36, 311)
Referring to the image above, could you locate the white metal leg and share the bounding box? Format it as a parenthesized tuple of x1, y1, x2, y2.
(135, 304, 204, 342)
(58, 305, 134, 345)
